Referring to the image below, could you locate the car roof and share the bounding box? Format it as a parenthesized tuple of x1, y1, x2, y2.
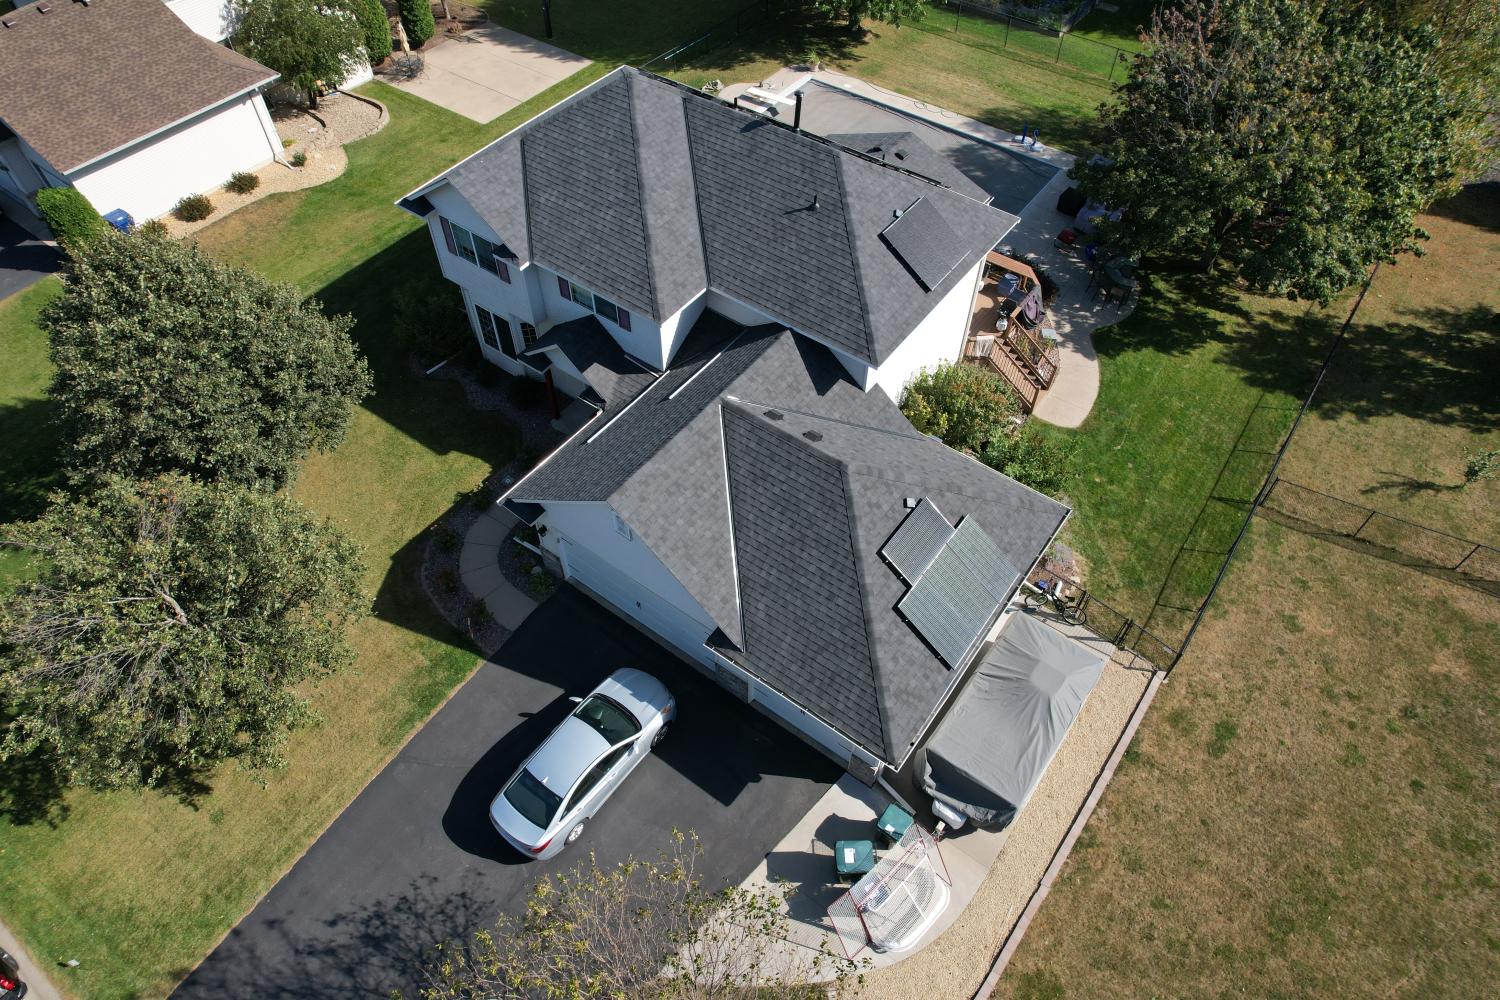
(526, 716, 611, 797)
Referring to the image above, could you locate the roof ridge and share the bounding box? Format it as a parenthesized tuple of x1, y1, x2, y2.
(721, 394, 929, 443)
(831, 153, 877, 362)
(622, 71, 663, 320)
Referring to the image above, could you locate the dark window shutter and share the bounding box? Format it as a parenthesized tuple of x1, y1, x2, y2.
(618, 308, 632, 332)
(439, 216, 457, 255)
(497, 260, 510, 283)
(557, 276, 570, 299)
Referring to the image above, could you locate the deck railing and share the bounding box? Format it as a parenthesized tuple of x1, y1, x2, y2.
(1005, 323, 1058, 387)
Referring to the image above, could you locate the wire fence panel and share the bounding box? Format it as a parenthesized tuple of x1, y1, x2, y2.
(1261, 478, 1500, 584)
(918, 1, 1136, 82)
(1025, 565, 1179, 669)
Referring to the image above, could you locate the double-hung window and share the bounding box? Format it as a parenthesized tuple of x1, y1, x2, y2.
(520, 322, 538, 348)
(476, 306, 517, 358)
(556, 278, 633, 332)
(439, 216, 510, 282)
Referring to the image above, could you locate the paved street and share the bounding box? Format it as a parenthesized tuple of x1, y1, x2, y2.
(173, 586, 836, 999)
(0, 217, 60, 302)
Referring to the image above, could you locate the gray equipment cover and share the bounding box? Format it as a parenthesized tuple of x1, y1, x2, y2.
(919, 613, 1105, 829)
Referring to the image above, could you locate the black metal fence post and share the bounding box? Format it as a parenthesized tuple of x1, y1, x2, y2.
(1455, 543, 1482, 572)
(1056, 31, 1065, 63)
(1004, 16, 1011, 48)
(1353, 509, 1377, 538)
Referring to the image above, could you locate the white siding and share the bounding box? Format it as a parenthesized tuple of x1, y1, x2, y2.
(870, 257, 983, 402)
(165, 0, 234, 41)
(540, 502, 717, 642)
(538, 264, 667, 367)
(69, 94, 280, 221)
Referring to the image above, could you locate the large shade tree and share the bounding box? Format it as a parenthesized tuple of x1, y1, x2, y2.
(233, 0, 367, 108)
(813, 0, 926, 33)
(1074, 0, 1465, 302)
(44, 230, 370, 491)
(0, 475, 365, 791)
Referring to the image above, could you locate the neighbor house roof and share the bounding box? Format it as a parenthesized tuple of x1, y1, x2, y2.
(0, 0, 277, 174)
(825, 131, 993, 205)
(403, 67, 1017, 367)
(508, 313, 1068, 764)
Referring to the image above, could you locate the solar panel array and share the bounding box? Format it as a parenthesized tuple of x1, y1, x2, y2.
(880, 196, 964, 292)
(880, 498, 955, 583)
(893, 512, 1022, 668)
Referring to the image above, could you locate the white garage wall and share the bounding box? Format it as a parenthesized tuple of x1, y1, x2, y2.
(871, 257, 984, 403)
(69, 94, 280, 222)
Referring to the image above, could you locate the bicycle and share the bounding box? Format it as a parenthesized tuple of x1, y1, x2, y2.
(1023, 577, 1087, 625)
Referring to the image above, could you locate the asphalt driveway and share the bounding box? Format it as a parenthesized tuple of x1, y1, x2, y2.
(172, 586, 836, 999)
(0, 217, 60, 301)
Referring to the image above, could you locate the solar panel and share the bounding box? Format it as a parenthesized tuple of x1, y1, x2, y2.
(880, 197, 964, 292)
(898, 545, 998, 667)
(949, 518, 1021, 604)
(881, 499, 954, 583)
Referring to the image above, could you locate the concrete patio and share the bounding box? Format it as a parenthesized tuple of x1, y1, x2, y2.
(390, 24, 589, 124)
(732, 602, 1156, 988)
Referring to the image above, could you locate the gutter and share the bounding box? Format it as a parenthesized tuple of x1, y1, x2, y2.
(63, 74, 279, 176)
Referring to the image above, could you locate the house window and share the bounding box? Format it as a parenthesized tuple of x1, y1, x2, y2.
(593, 295, 619, 325)
(450, 222, 479, 265)
(570, 282, 594, 310)
(520, 322, 538, 347)
(475, 306, 500, 351)
(614, 513, 633, 540)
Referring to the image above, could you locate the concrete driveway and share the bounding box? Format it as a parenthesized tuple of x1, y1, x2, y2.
(0, 217, 61, 302)
(393, 24, 590, 123)
(172, 586, 836, 999)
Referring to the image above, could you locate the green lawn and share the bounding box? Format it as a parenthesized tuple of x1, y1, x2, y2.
(998, 185, 1500, 1000)
(0, 76, 604, 1000)
(1036, 273, 1338, 647)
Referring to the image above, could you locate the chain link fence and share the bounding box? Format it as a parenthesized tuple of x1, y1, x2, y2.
(1025, 564, 1179, 670)
(917, 1, 1137, 83)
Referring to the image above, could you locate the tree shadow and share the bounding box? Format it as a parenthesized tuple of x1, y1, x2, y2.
(0, 746, 69, 827)
(651, 4, 865, 80)
(1423, 181, 1500, 234)
(1360, 471, 1465, 500)
(0, 396, 63, 525)
(172, 873, 492, 1000)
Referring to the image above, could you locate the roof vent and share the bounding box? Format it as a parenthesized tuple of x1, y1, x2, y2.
(1, 16, 15, 27)
(903, 497, 920, 508)
(802, 430, 823, 442)
(894, 149, 907, 160)
(37, 2, 53, 12)
(810, 193, 819, 212)
(763, 409, 784, 421)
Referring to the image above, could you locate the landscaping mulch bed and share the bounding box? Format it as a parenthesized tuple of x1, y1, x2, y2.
(415, 353, 567, 655)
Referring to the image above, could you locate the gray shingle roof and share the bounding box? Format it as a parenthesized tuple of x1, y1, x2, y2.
(509, 310, 1068, 763)
(406, 67, 1017, 363)
(523, 315, 658, 416)
(825, 131, 993, 205)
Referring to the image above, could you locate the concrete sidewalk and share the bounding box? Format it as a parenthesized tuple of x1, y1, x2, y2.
(0, 917, 63, 1000)
(459, 504, 538, 630)
(392, 24, 589, 123)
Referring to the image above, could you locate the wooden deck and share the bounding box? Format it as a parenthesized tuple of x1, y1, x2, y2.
(966, 259, 1060, 411)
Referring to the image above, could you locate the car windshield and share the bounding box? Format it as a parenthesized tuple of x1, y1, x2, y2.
(573, 694, 641, 744)
(503, 768, 562, 830)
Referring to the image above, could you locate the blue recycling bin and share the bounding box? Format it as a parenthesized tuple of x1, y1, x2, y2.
(103, 209, 134, 233)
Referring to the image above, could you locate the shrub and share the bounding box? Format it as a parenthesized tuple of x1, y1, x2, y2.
(35, 187, 106, 247)
(432, 521, 460, 552)
(391, 284, 470, 359)
(172, 194, 214, 222)
(901, 362, 1021, 454)
(436, 567, 459, 594)
(356, 0, 393, 63)
(507, 376, 547, 411)
(225, 171, 261, 195)
(474, 361, 502, 388)
(979, 426, 1076, 499)
(290, 149, 308, 167)
(136, 219, 170, 239)
(398, 0, 435, 48)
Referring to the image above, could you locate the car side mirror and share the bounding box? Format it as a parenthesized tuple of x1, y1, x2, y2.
(568, 696, 582, 704)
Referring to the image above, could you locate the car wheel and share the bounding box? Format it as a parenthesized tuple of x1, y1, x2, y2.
(565, 821, 586, 845)
(652, 725, 668, 747)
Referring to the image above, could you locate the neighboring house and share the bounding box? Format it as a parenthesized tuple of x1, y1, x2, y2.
(399, 67, 1069, 779)
(0, 0, 281, 231)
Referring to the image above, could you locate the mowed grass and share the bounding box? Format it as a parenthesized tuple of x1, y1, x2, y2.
(1276, 186, 1500, 541)
(997, 189, 1500, 998)
(0, 281, 63, 586)
(0, 76, 603, 1000)
(1035, 274, 1338, 643)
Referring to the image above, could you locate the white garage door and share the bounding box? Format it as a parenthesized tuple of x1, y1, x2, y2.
(559, 539, 714, 665)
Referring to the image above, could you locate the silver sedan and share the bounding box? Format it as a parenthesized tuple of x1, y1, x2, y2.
(489, 668, 675, 860)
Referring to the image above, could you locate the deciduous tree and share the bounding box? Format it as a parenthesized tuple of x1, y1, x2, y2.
(43, 230, 370, 491)
(0, 475, 365, 791)
(1075, 0, 1464, 303)
(813, 0, 926, 33)
(233, 0, 367, 109)
(420, 831, 859, 999)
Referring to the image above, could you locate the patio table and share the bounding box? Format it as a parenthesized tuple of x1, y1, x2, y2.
(835, 839, 878, 878)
